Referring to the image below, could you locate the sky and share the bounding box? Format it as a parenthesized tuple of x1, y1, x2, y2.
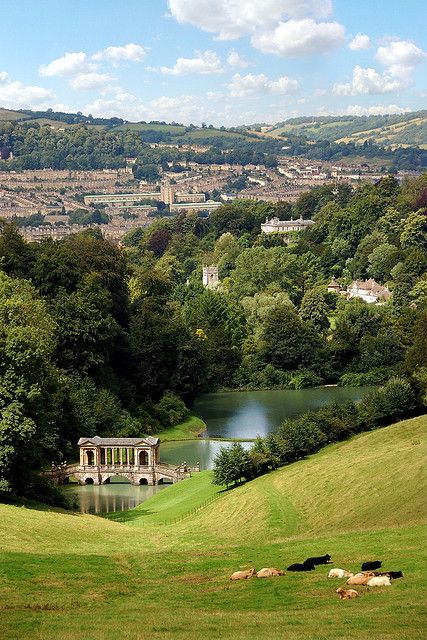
(0, 0, 426, 126)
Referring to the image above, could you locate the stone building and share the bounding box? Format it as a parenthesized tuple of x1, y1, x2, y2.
(261, 215, 315, 234)
(347, 279, 391, 304)
(202, 265, 220, 288)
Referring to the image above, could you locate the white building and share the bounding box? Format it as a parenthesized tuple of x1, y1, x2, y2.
(261, 215, 315, 234)
(347, 279, 391, 304)
(202, 265, 220, 288)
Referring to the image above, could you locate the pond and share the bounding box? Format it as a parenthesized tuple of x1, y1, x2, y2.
(71, 386, 373, 514)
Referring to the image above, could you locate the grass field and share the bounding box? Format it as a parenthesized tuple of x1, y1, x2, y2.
(153, 412, 207, 441)
(0, 416, 426, 639)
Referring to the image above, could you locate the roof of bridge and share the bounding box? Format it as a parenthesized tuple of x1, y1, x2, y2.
(77, 436, 159, 446)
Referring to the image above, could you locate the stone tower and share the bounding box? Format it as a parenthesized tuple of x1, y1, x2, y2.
(202, 265, 219, 288)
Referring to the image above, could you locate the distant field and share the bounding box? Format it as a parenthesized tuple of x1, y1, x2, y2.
(0, 108, 29, 121)
(115, 123, 188, 133)
(0, 415, 426, 639)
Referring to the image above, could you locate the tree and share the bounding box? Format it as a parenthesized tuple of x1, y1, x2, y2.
(400, 211, 427, 251)
(212, 443, 251, 488)
(299, 288, 330, 333)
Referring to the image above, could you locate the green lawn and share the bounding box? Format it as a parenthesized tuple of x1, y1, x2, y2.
(0, 415, 426, 640)
(153, 412, 207, 442)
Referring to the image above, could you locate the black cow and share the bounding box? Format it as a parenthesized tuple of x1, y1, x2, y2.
(304, 554, 332, 566)
(287, 562, 315, 572)
(361, 560, 382, 571)
(379, 571, 404, 579)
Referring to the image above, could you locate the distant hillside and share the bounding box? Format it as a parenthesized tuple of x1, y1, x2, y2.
(267, 111, 427, 148)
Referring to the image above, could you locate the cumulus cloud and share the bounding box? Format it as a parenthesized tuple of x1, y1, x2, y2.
(0, 71, 54, 109)
(168, 1, 343, 57)
(85, 89, 217, 124)
(334, 38, 426, 96)
(92, 43, 147, 65)
(227, 50, 249, 67)
(70, 72, 114, 91)
(227, 73, 299, 98)
(160, 50, 224, 75)
(333, 65, 407, 95)
(168, 0, 333, 40)
(39, 52, 96, 77)
(252, 18, 345, 56)
(348, 33, 371, 51)
(345, 104, 410, 116)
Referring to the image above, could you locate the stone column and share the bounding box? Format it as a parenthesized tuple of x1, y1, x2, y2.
(119, 448, 123, 466)
(79, 448, 83, 466)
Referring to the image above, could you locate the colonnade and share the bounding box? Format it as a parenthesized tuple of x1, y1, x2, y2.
(80, 447, 156, 467)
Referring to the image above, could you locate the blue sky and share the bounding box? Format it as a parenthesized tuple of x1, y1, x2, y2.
(0, 0, 426, 125)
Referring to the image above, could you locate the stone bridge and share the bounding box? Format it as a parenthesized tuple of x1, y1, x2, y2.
(47, 461, 199, 486)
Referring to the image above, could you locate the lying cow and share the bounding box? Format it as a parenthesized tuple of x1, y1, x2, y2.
(336, 587, 359, 600)
(347, 573, 372, 586)
(230, 568, 256, 580)
(305, 554, 332, 566)
(328, 568, 353, 579)
(256, 568, 285, 578)
(367, 575, 391, 587)
(378, 571, 404, 579)
(361, 560, 382, 571)
(287, 562, 315, 572)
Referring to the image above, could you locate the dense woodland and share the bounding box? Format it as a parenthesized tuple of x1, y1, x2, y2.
(1, 112, 427, 172)
(0, 173, 426, 498)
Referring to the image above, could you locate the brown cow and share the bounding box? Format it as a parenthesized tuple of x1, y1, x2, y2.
(230, 568, 256, 580)
(336, 587, 359, 600)
(347, 573, 373, 586)
(256, 568, 285, 578)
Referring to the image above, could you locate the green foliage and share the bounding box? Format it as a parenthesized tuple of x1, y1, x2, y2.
(212, 442, 251, 487)
(154, 392, 189, 427)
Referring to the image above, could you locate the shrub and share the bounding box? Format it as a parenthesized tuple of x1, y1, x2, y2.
(289, 369, 322, 389)
(276, 415, 326, 463)
(154, 392, 189, 427)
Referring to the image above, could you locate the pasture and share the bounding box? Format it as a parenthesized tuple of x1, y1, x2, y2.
(0, 416, 426, 639)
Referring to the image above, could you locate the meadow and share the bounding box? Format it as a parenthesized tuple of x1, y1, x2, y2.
(0, 415, 426, 639)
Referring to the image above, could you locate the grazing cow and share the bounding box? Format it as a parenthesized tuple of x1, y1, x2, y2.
(367, 575, 391, 587)
(379, 571, 404, 579)
(347, 574, 372, 586)
(287, 562, 315, 572)
(256, 568, 285, 578)
(361, 560, 382, 571)
(230, 568, 256, 580)
(336, 587, 359, 600)
(305, 554, 332, 566)
(328, 568, 353, 579)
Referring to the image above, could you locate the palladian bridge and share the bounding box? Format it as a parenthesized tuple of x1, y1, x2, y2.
(48, 436, 199, 486)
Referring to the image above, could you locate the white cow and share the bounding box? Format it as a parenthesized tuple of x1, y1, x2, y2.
(328, 568, 354, 579)
(367, 575, 392, 587)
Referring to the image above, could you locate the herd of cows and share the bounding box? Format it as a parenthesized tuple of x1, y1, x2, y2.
(230, 555, 404, 600)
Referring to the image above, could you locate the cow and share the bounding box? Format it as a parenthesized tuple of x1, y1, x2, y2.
(378, 571, 404, 579)
(305, 554, 332, 566)
(256, 568, 285, 578)
(230, 568, 256, 580)
(367, 575, 392, 587)
(347, 574, 372, 586)
(328, 568, 353, 579)
(361, 560, 382, 571)
(336, 587, 359, 600)
(287, 562, 315, 572)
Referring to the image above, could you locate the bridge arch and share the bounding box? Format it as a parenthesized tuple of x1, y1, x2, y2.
(139, 478, 148, 485)
(84, 477, 94, 485)
(101, 473, 132, 485)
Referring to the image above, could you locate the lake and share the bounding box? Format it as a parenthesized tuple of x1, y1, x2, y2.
(71, 386, 373, 513)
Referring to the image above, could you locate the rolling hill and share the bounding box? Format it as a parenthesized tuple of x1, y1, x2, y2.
(0, 415, 425, 639)
(266, 111, 427, 148)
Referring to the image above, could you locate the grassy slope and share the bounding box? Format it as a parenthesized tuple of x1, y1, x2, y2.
(0, 416, 426, 640)
(153, 412, 207, 442)
(0, 108, 30, 121)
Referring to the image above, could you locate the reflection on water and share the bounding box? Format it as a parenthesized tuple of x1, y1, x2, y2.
(67, 477, 166, 514)
(71, 387, 374, 513)
(193, 386, 374, 439)
(160, 439, 252, 471)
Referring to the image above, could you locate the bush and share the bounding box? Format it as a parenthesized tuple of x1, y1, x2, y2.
(289, 370, 322, 389)
(276, 415, 326, 463)
(154, 392, 189, 427)
(339, 368, 394, 386)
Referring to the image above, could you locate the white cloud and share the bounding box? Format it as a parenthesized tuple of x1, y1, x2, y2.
(70, 72, 114, 91)
(252, 18, 345, 56)
(227, 50, 249, 68)
(160, 50, 224, 75)
(85, 89, 217, 124)
(0, 71, 54, 109)
(345, 104, 411, 116)
(39, 52, 96, 77)
(92, 43, 147, 65)
(168, 0, 333, 40)
(348, 33, 371, 51)
(333, 65, 407, 95)
(376, 39, 426, 68)
(227, 73, 299, 97)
